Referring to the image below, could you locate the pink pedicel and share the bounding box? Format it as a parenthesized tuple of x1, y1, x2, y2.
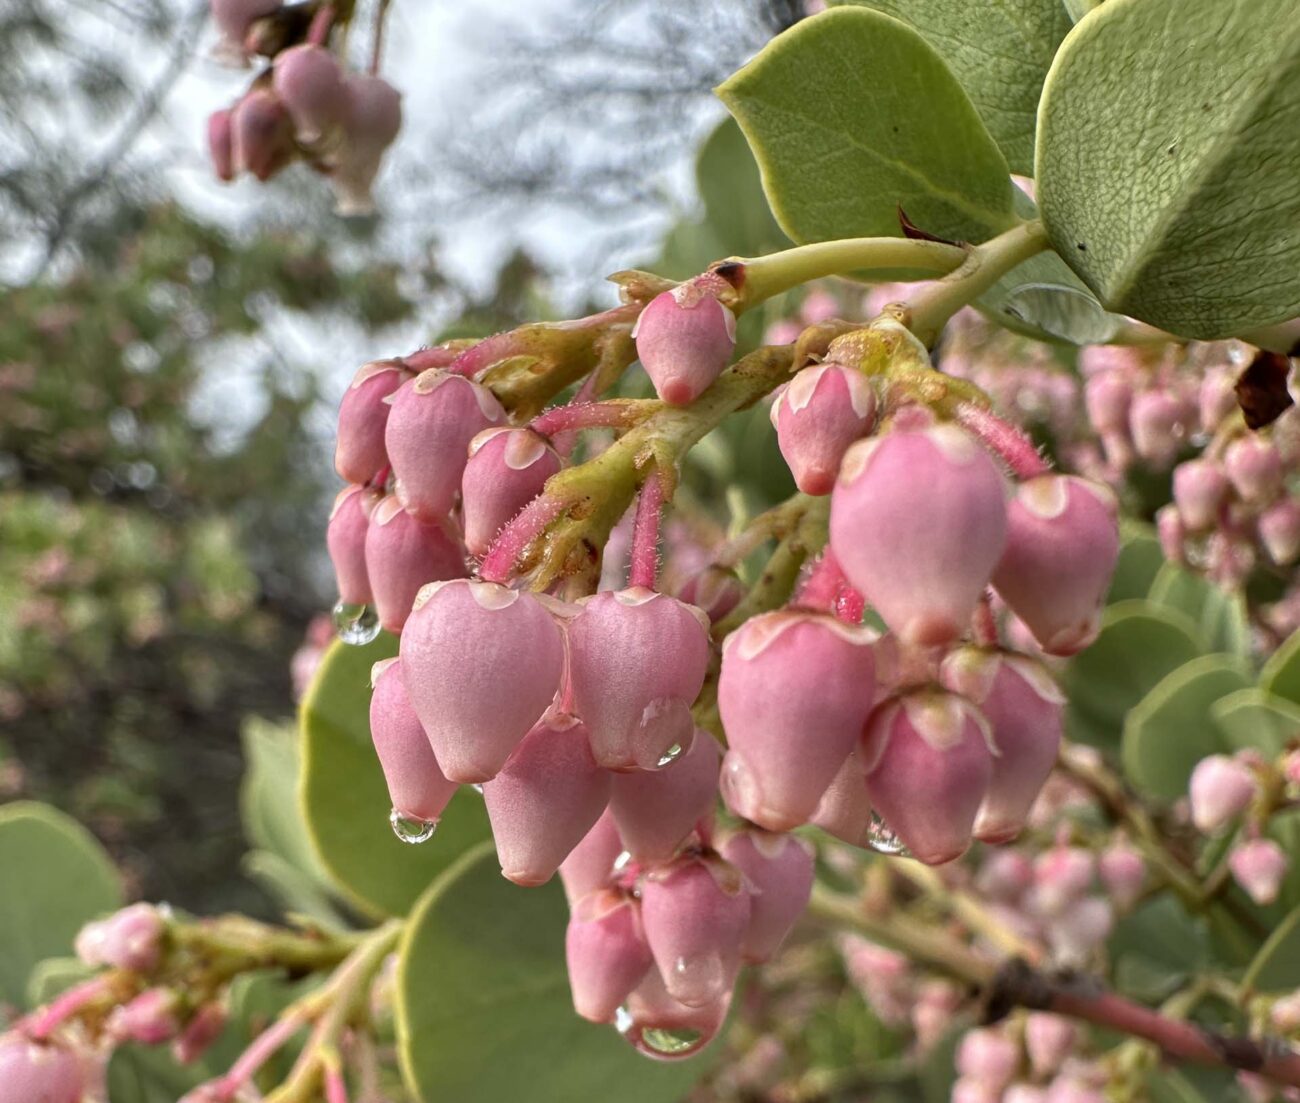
(334, 360, 409, 485)
(771, 363, 876, 495)
(399, 579, 564, 783)
(482, 715, 612, 887)
(632, 282, 737, 406)
(830, 424, 1008, 647)
(363, 497, 466, 633)
(325, 484, 377, 606)
(369, 658, 458, 825)
(718, 829, 814, 963)
(992, 475, 1119, 657)
(609, 730, 721, 863)
(718, 610, 876, 832)
(565, 889, 654, 1023)
(461, 427, 563, 558)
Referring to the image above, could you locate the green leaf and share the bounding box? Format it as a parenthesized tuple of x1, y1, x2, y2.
(695, 118, 790, 261)
(107, 1045, 203, 1103)
(1035, 0, 1300, 339)
(1106, 525, 1165, 605)
(1108, 896, 1210, 1002)
(1061, 600, 1203, 748)
(25, 957, 94, 1008)
(1211, 689, 1300, 758)
(829, 0, 1071, 175)
(718, 7, 1016, 248)
(397, 844, 712, 1103)
(241, 717, 332, 886)
(0, 801, 122, 1007)
(1260, 627, 1300, 706)
(1147, 564, 1251, 658)
(1242, 902, 1300, 992)
(299, 636, 492, 918)
(242, 850, 350, 929)
(1121, 654, 1251, 799)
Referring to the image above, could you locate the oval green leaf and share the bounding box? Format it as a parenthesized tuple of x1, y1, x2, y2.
(1036, 0, 1300, 338)
(0, 801, 122, 1008)
(1147, 563, 1251, 658)
(1106, 524, 1165, 605)
(1121, 654, 1251, 800)
(1061, 600, 1203, 748)
(829, 0, 1072, 175)
(718, 6, 1016, 247)
(299, 636, 491, 918)
(396, 844, 713, 1103)
(1242, 903, 1300, 993)
(1260, 627, 1300, 706)
(1211, 688, 1300, 758)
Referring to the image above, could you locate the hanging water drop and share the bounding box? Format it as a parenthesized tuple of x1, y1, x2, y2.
(333, 601, 381, 645)
(390, 807, 438, 844)
(865, 811, 909, 856)
(635, 1025, 705, 1059)
(656, 743, 684, 768)
(469, 783, 484, 795)
(611, 849, 634, 873)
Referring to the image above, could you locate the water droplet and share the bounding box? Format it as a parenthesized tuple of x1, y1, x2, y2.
(614, 1006, 635, 1034)
(656, 743, 684, 768)
(865, 812, 910, 856)
(613, 1007, 708, 1061)
(469, 784, 484, 796)
(390, 808, 438, 844)
(333, 601, 381, 646)
(612, 850, 634, 873)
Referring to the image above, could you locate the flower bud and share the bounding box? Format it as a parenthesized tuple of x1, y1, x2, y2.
(1172, 459, 1230, 531)
(1156, 503, 1186, 562)
(482, 715, 612, 886)
(369, 658, 458, 824)
(718, 830, 814, 963)
(210, 0, 281, 51)
(272, 44, 345, 144)
(1129, 389, 1185, 467)
(173, 1003, 227, 1065)
(1271, 990, 1300, 1034)
(718, 611, 876, 831)
(940, 649, 1064, 843)
(861, 692, 993, 865)
(461, 428, 562, 558)
(399, 579, 564, 783)
(230, 89, 295, 182)
(674, 566, 743, 624)
(1259, 499, 1300, 566)
(0, 1034, 83, 1103)
(976, 848, 1033, 901)
(771, 363, 876, 495)
(331, 74, 403, 216)
(1025, 1013, 1077, 1077)
(1047, 897, 1113, 967)
(1230, 838, 1288, 905)
(207, 109, 235, 182)
(632, 282, 736, 406)
(1083, 371, 1132, 435)
(568, 588, 710, 771)
(1098, 839, 1146, 911)
(75, 903, 164, 972)
(326, 485, 377, 605)
(640, 856, 751, 1008)
(565, 888, 653, 1023)
(955, 1027, 1018, 1091)
(364, 497, 466, 633)
(384, 369, 505, 522)
(810, 751, 874, 847)
(1200, 370, 1239, 434)
(1030, 846, 1095, 916)
(335, 360, 409, 485)
(831, 424, 1007, 647)
(1189, 754, 1256, 834)
(609, 730, 720, 864)
(110, 989, 182, 1045)
(559, 808, 623, 904)
(911, 980, 960, 1051)
(1225, 436, 1284, 503)
(992, 475, 1119, 656)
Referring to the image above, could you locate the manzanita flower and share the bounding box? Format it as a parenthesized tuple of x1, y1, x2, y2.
(674, 566, 744, 624)
(109, 989, 182, 1045)
(75, 903, 164, 972)
(1172, 459, 1230, 531)
(1189, 754, 1256, 834)
(0, 1034, 83, 1103)
(1083, 372, 1132, 436)
(940, 647, 1064, 843)
(565, 888, 653, 1023)
(173, 1004, 227, 1066)
(230, 89, 295, 182)
(369, 658, 458, 825)
(770, 363, 876, 495)
(399, 579, 564, 783)
(609, 730, 720, 863)
(861, 691, 993, 865)
(1030, 844, 1096, 916)
(1224, 435, 1283, 503)
(559, 808, 624, 905)
(718, 610, 876, 831)
(1229, 838, 1288, 905)
(567, 588, 710, 771)
(1025, 1013, 1077, 1078)
(717, 829, 814, 963)
(331, 74, 403, 216)
(1129, 390, 1184, 467)
(1259, 498, 1300, 565)
(326, 484, 378, 606)
(335, 360, 410, 485)
(271, 44, 346, 144)
(1097, 838, 1146, 911)
(384, 369, 505, 522)
(363, 497, 466, 633)
(976, 849, 1033, 902)
(955, 1027, 1019, 1092)
(991, 475, 1119, 657)
(1047, 897, 1113, 967)
(461, 427, 563, 558)
(830, 424, 1008, 647)
(482, 715, 612, 886)
(632, 281, 737, 405)
(810, 751, 874, 847)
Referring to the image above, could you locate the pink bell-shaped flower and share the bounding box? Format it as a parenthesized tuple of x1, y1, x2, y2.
(632, 282, 736, 405)
(369, 658, 458, 825)
(1129, 390, 1184, 467)
(861, 691, 993, 865)
(326, 485, 377, 606)
(559, 808, 624, 904)
(331, 74, 403, 216)
(1189, 754, 1256, 834)
(210, 0, 282, 53)
(1172, 459, 1230, 531)
(810, 751, 874, 847)
(1230, 838, 1288, 905)
(1260, 498, 1300, 566)
(335, 360, 409, 485)
(1098, 838, 1146, 911)
(940, 648, 1064, 844)
(639, 856, 751, 1008)
(1225, 435, 1284, 503)
(75, 903, 164, 972)
(461, 427, 563, 558)
(384, 369, 505, 522)
(955, 1027, 1019, 1092)
(482, 715, 612, 886)
(230, 89, 295, 182)
(717, 829, 814, 963)
(1025, 1013, 1077, 1078)
(992, 475, 1119, 657)
(567, 588, 710, 771)
(1083, 372, 1132, 436)
(609, 730, 720, 863)
(830, 424, 1008, 647)
(399, 579, 564, 783)
(771, 363, 876, 495)
(674, 566, 743, 624)
(0, 1035, 83, 1103)
(109, 989, 182, 1045)
(565, 888, 654, 1023)
(271, 44, 346, 144)
(207, 109, 235, 182)
(718, 610, 876, 831)
(364, 497, 466, 633)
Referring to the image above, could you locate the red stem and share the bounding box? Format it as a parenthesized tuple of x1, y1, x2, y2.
(479, 494, 566, 583)
(794, 549, 863, 623)
(628, 472, 665, 590)
(531, 401, 639, 439)
(307, 3, 335, 46)
(971, 591, 1000, 647)
(325, 1061, 351, 1103)
(446, 332, 527, 379)
(403, 345, 467, 374)
(955, 403, 1051, 480)
(216, 1011, 309, 1099)
(23, 977, 113, 1041)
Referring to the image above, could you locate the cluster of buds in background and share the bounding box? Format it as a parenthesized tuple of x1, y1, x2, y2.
(206, 0, 401, 214)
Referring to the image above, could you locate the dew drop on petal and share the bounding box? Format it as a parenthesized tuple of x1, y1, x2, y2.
(656, 743, 684, 768)
(469, 783, 484, 796)
(612, 849, 634, 873)
(390, 807, 438, 844)
(333, 601, 381, 645)
(865, 812, 910, 857)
